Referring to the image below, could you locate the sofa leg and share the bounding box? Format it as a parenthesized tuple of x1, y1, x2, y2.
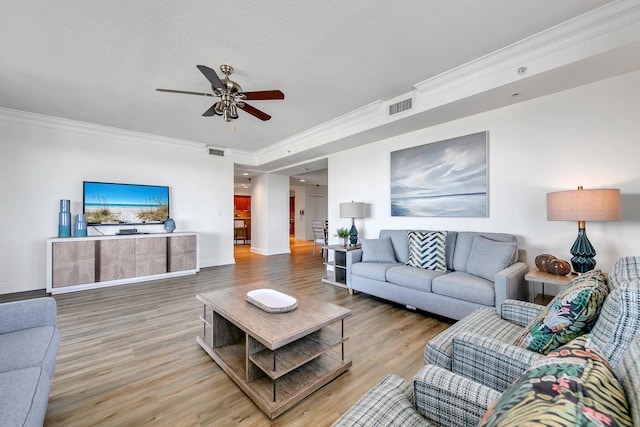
(406, 304, 416, 310)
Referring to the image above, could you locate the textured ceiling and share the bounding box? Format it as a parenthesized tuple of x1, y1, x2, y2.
(0, 0, 616, 163)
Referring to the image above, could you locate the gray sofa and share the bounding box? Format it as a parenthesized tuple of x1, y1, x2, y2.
(0, 297, 60, 427)
(346, 230, 528, 320)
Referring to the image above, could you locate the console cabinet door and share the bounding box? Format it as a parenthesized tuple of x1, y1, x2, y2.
(52, 241, 96, 287)
(97, 239, 135, 281)
(135, 237, 167, 276)
(168, 235, 197, 272)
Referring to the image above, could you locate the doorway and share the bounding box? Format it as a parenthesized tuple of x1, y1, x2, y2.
(307, 194, 326, 239)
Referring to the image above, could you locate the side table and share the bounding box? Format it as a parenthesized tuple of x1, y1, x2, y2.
(322, 244, 361, 289)
(524, 269, 576, 304)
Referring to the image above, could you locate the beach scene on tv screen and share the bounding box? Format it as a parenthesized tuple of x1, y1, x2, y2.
(84, 182, 169, 224)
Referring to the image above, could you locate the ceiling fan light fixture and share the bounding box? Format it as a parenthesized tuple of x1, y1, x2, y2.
(230, 103, 239, 119)
(158, 63, 283, 122)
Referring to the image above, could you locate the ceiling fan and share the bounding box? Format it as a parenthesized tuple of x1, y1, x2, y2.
(156, 64, 284, 122)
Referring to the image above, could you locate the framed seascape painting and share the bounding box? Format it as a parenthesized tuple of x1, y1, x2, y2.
(390, 131, 488, 217)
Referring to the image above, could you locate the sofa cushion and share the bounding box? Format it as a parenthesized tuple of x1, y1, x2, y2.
(0, 298, 57, 335)
(386, 265, 445, 292)
(0, 367, 51, 427)
(0, 326, 59, 376)
(479, 335, 632, 427)
(351, 262, 400, 282)
(452, 232, 517, 273)
(432, 272, 495, 306)
(406, 231, 448, 272)
(465, 236, 516, 281)
(361, 237, 396, 263)
(591, 257, 640, 368)
(609, 255, 640, 286)
(515, 271, 609, 355)
(614, 334, 640, 425)
(379, 230, 413, 264)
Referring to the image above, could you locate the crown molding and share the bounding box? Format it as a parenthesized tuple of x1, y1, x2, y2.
(248, 100, 384, 166)
(0, 107, 207, 151)
(412, 0, 640, 106)
(249, 0, 640, 166)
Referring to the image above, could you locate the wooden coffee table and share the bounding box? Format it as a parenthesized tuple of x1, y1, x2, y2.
(196, 285, 352, 419)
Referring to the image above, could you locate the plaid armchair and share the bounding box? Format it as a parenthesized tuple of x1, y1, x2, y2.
(335, 331, 640, 427)
(424, 300, 545, 392)
(334, 257, 640, 427)
(424, 256, 640, 392)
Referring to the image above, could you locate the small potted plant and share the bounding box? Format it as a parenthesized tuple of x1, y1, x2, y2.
(335, 227, 350, 247)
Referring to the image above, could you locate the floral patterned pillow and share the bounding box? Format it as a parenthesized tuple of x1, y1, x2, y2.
(515, 271, 609, 354)
(480, 335, 632, 427)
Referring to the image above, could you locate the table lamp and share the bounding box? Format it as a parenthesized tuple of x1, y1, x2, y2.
(340, 201, 366, 245)
(546, 186, 620, 273)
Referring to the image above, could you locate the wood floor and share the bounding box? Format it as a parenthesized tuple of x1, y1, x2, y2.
(9, 240, 452, 426)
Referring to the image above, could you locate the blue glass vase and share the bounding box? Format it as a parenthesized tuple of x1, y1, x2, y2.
(164, 218, 176, 233)
(74, 214, 88, 237)
(58, 199, 71, 238)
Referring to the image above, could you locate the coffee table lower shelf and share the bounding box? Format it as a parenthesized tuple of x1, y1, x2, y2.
(196, 336, 351, 419)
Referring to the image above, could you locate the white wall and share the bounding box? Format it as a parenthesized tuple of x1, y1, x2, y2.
(328, 70, 640, 289)
(4, 70, 640, 294)
(0, 113, 236, 294)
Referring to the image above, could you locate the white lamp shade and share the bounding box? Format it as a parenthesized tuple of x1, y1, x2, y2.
(340, 202, 366, 218)
(547, 188, 621, 221)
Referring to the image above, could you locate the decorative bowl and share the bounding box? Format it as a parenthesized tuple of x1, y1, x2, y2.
(548, 258, 571, 276)
(535, 254, 556, 272)
(246, 289, 298, 313)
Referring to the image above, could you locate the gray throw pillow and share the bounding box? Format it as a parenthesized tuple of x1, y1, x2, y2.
(465, 235, 517, 281)
(361, 237, 396, 263)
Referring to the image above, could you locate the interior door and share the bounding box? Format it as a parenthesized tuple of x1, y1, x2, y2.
(307, 195, 326, 240)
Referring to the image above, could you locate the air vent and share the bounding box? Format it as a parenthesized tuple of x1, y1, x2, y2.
(389, 98, 412, 115)
(208, 148, 225, 157)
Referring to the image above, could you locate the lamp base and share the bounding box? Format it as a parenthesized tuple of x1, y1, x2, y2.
(570, 227, 596, 274)
(349, 221, 358, 245)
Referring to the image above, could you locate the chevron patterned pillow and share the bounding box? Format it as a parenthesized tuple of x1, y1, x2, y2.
(405, 231, 448, 271)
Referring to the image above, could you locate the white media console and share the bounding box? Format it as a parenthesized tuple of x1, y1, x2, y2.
(46, 232, 199, 294)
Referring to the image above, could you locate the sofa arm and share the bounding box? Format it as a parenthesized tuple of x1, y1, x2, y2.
(493, 261, 528, 313)
(0, 297, 57, 335)
(332, 374, 432, 427)
(345, 249, 363, 288)
(414, 364, 501, 427)
(500, 299, 545, 327)
(451, 332, 544, 392)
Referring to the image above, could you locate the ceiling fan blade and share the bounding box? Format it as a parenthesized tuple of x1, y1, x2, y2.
(156, 88, 214, 97)
(242, 90, 285, 100)
(202, 105, 218, 117)
(196, 65, 224, 90)
(238, 103, 271, 121)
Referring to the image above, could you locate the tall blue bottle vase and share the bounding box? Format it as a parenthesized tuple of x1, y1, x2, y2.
(58, 199, 72, 238)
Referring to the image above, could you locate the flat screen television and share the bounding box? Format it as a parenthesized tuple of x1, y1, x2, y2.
(83, 181, 170, 225)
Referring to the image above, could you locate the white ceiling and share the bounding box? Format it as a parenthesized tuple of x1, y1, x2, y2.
(2, 0, 639, 186)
